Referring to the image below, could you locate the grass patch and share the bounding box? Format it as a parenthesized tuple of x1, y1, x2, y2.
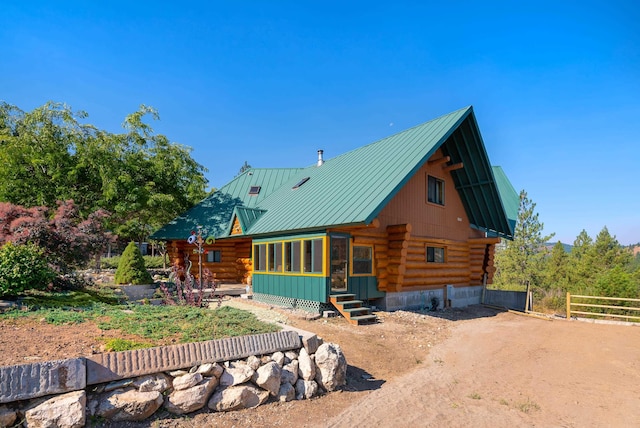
(2, 289, 279, 345)
(17, 287, 120, 308)
(468, 392, 482, 400)
(97, 305, 278, 342)
(103, 338, 154, 352)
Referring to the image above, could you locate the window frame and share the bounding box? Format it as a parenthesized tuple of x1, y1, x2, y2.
(426, 246, 446, 263)
(254, 243, 267, 272)
(351, 244, 374, 276)
(427, 174, 445, 206)
(253, 236, 325, 276)
(206, 250, 222, 263)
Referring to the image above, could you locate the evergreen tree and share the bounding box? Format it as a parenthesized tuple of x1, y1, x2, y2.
(115, 242, 153, 285)
(591, 226, 632, 271)
(493, 190, 554, 290)
(566, 229, 595, 293)
(544, 241, 569, 290)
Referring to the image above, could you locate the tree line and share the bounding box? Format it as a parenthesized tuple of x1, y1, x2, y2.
(0, 101, 208, 245)
(493, 191, 640, 310)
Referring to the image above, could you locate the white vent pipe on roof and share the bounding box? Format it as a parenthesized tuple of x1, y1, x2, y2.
(317, 149, 324, 166)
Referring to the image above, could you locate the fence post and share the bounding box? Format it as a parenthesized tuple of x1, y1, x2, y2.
(566, 292, 571, 319)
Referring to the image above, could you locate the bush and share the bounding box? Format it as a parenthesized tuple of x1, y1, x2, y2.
(0, 242, 56, 298)
(101, 255, 164, 270)
(143, 256, 165, 269)
(114, 242, 153, 285)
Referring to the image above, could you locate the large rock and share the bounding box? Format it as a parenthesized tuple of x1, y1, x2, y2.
(219, 365, 255, 387)
(295, 379, 318, 400)
(302, 333, 323, 355)
(246, 355, 261, 371)
(133, 373, 171, 393)
(277, 382, 296, 402)
(0, 405, 17, 427)
(271, 351, 285, 367)
(0, 358, 86, 403)
(94, 389, 163, 422)
(281, 360, 299, 385)
(297, 348, 316, 381)
(24, 390, 86, 428)
(197, 362, 224, 378)
(314, 343, 347, 391)
(173, 372, 203, 391)
(253, 361, 281, 396)
(284, 350, 298, 364)
(164, 377, 218, 414)
(208, 385, 269, 412)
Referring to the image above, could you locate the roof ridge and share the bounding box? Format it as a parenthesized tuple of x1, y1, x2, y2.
(320, 106, 472, 163)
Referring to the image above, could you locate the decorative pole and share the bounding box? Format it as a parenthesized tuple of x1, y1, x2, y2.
(187, 226, 215, 290)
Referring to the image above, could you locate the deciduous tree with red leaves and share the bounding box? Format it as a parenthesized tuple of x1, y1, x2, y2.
(0, 200, 113, 276)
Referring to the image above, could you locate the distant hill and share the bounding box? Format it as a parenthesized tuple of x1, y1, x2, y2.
(544, 242, 573, 253)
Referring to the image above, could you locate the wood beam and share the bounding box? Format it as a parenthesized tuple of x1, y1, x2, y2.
(427, 156, 450, 166)
(443, 162, 464, 172)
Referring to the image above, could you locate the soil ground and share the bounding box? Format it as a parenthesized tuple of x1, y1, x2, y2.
(1, 299, 639, 427)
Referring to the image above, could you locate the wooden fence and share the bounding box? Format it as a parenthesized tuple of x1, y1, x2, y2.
(566, 292, 640, 322)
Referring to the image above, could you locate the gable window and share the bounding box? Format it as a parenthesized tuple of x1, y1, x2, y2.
(352, 245, 374, 275)
(206, 250, 221, 263)
(249, 186, 261, 195)
(426, 246, 445, 263)
(427, 175, 445, 205)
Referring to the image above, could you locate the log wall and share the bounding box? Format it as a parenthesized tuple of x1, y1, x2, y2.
(167, 238, 252, 284)
(345, 223, 500, 293)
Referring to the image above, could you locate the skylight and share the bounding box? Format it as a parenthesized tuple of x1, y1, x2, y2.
(249, 186, 261, 195)
(292, 177, 310, 189)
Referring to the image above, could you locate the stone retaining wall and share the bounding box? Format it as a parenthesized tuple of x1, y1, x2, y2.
(0, 330, 347, 427)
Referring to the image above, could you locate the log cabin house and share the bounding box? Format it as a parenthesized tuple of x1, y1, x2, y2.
(151, 106, 518, 323)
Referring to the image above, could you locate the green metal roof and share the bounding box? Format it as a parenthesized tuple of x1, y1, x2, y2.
(491, 166, 519, 233)
(438, 112, 514, 238)
(246, 107, 471, 235)
(225, 206, 267, 236)
(150, 168, 301, 240)
(152, 106, 516, 241)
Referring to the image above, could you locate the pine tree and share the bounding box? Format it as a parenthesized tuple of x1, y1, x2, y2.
(115, 242, 153, 285)
(566, 229, 595, 293)
(544, 241, 569, 290)
(493, 190, 554, 290)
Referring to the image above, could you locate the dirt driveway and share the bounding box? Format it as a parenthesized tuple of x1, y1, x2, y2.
(2, 301, 639, 427)
(161, 302, 640, 428)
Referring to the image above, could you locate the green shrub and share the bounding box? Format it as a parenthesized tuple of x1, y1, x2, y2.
(114, 242, 153, 285)
(0, 242, 56, 298)
(143, 256, 164, 269)
(101, 256, 120, 269)
(102, 255, 164, 270)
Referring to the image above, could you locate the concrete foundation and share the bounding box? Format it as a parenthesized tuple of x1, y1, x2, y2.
(378, 285, 483, 311)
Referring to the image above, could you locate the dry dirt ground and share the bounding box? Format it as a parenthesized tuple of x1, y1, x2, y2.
(2, 300, 640, 427)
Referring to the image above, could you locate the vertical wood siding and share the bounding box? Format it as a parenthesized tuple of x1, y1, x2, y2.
(377, 148, 484, 241)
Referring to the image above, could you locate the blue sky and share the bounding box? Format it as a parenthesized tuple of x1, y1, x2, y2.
(1, 1, 639, 244)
